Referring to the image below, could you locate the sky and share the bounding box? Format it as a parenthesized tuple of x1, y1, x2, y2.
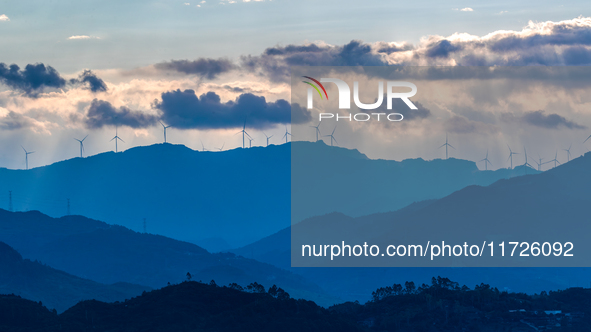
(1, 0, 591, 169)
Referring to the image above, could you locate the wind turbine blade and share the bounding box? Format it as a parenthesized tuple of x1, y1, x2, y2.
(448, 144, 456, 150)
(584, 135, 591, 144)
(118, 137, 125, 143)
(110, 137, 116, 142)
(438, 144, 446, 149)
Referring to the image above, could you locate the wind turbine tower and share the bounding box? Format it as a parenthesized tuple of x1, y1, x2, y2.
(506, 144, 519, 169)
(74, 135, 88, 158)
(110, 127, 124, 153)
(545, 151, 561, 169)
(263, 132, 273, 147)
(521, 147, 534, 174)
(438, 134, 455, 159)
(160, 121, 171, 143)
(236, 120, 251, 149)
(310, 123, 321, 142)
(282, 126, 292, 143)
(563, 144, 572, 162)
(324, 126, 338, 146)
(532, 155, 544, 172)
(479, 150, 493, 170)
(21, 146, 35, 170)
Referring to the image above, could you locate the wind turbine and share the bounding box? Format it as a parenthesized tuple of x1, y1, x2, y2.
(310, 123, 321, 142)
(200, 140, 208, 152)
(74, 135, 88, 158)
(217, 143, 225, 151)
(160, 121, 171, 143)
(282, 126, 292, 143)
(520, 147, 534, 174)
(479, 150, 492, 171)
(438, 134, 455, 159)
(263, 132, 273, 147)
(531, 155, 544, 171)
(236, 120, 251, 149)
(544, 151, 561, 169)
(506, 144, 519, 170)
(110, 126, 124, 153)
(324, 126, 338, 146)
(248, 137, 254, 148)
(563, 144, 572, 162)
(21, 146, 35, 170)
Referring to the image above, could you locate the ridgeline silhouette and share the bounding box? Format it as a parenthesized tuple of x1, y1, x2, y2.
(0, 241, 149, 313)
(2, 277, 591, 331)
(0, 141, 535, 251)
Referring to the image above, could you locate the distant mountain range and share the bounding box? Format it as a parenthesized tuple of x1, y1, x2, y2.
(0, 209, 336, 307)
(232, 152, 591, 302)
(0, 241, 149, 313)
(0, 141, 535, 251)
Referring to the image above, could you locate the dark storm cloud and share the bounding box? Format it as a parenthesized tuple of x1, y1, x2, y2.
(0, 111, 34, 130)
(84, 99, 159, 129)
(425, 40, 462, 58)
(502, 110, 587, 130)
(241, 40, 388, 83)
(0, 63, 66, 96)
(154, 89, 311, 130)
(154, 58, 236, 79)
(70, 70, 108, 92)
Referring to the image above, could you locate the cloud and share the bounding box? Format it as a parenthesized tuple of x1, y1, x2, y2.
(0, 14, 9, 21)
(84, 99, 159, 129)
(238, 17, 591, 83)
(70, 70, 108, 92)
(154, 89, 310, 130)
(0, 63, 66, 97)
(460, 8, 474, 12)
(502, 110, 587, 130)
(241, 40, 388, 82)
(68, 35, 100, 40)
(0, 111, 34, 130)
(154, 58, 236, 79)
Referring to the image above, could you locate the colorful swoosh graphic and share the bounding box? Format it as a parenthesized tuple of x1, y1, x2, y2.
(302, 76, 328, 100)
